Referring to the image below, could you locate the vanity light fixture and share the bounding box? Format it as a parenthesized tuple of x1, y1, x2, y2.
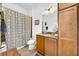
(43, 6, 53, 15)
(49, 6, 53, 13)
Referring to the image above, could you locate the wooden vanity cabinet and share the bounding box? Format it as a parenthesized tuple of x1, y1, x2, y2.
(45, 37, 57, 56)
(36, 35, 45, 55)
(36, 35, 57, 56)
(58, 3, 79, 56)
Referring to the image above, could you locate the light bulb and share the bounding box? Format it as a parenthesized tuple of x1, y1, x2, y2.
(49, 7, 53, 13)
(43, 10, 49, 15)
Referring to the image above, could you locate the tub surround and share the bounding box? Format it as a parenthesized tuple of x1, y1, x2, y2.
(0, 41, 7, 53)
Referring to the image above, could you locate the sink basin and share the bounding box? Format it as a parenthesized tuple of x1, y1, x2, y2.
(54, 34, 58, 37)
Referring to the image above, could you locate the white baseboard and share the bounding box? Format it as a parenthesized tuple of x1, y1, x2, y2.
(33, 52, 43, 56)
(17, 45, 25, 50)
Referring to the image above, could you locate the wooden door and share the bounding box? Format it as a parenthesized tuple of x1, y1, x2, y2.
(0, 12, 1, 48)
(0, 5, 1, 47)
(45, 38, 57, 56)
(36, 35, 44, 55)
(58, 5, 77, 56)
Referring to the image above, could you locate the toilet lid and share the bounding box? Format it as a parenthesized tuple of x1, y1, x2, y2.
(27, 40, 35, 44)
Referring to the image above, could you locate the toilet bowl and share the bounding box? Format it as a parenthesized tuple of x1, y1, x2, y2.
(27, 38, 35, 50)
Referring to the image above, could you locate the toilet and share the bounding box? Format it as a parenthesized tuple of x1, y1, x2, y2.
(27, 38, 35, 50)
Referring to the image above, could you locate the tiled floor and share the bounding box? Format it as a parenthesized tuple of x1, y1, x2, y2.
(18, 46, 36, 56)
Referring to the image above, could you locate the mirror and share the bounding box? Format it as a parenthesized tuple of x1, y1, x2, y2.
(42, 5, 58, 34)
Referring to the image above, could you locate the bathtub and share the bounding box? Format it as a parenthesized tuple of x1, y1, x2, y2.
(0, 44, 7, 53)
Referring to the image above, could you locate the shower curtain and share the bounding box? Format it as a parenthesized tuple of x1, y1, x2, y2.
(2, 7, 32, 50)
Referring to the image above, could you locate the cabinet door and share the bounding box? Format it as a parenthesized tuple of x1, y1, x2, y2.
(59, 39, 77, 56)
(59, 6, 77, 56)
(36, 35, 44, 55)
(45, 38, 57, 56)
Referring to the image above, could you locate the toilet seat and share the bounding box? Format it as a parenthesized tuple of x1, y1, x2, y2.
(27, 39, 35, 44)
(27, 38, 36, 50)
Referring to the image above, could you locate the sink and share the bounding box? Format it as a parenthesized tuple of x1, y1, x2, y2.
(54, 34, 58, 37)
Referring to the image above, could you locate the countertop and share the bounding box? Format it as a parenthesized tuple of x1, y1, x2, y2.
(36, 33, 58, 40)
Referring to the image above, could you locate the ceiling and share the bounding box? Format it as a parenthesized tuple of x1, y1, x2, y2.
(15, 3, 56, 9)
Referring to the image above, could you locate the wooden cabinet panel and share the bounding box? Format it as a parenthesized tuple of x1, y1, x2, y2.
(59, 5, 77, 55)
(58, 3, 77, 10)
(45, 38, 57, 56)
(36, 35, 45, 55)
(36, 35, 57, 56)
(59, 39, 77, 56)
(59, 6, 77, 40)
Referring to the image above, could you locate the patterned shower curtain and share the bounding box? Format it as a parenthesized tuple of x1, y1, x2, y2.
(3, 7, 32, 50)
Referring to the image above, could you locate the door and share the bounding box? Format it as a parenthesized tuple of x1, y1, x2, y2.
(59, 6, 77, 56)
(0, 12, 1, 48)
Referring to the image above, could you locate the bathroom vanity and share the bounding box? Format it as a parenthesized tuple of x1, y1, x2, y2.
(36, 33, 58, 56)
